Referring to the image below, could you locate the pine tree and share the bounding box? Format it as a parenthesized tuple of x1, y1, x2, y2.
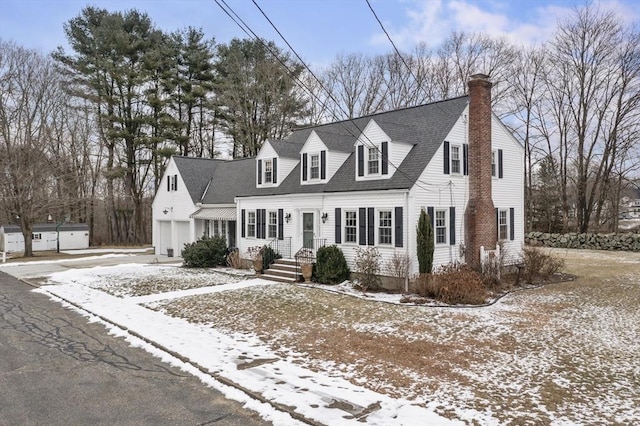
(417, 208, 434, 274)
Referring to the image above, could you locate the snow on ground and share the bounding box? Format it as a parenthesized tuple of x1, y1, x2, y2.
(0, 253, 133, 267)
(38, 264, 465, 425)
(34, 252, 640, 425)
(61, 248, 153, 255)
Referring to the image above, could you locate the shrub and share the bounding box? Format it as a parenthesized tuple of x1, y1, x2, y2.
(417, 208, 434, 273)
(385, 252, 412, 291)
(315, 245, 350, 284)
(182, 236, 227, 268)
(415, 263, 488, 305)
(353, 246, 381, 292)
(522, 246, 565, 283)
(226, 248, 246, 269)
(262, 245, 282, 270)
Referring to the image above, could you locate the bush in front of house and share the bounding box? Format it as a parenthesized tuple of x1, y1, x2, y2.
(182, 236, 227, 268)
(416, 208, 434, 273)
(415, 263, 488, 305)
(262, 245, 282, 270)
(522, 246, 565, 283)
(315, 245, 350, 284)
(353, 246, 381, 292)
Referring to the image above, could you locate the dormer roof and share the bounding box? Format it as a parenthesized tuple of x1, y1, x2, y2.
(172, 156, 220, 203)
(270, 139, 304, 158)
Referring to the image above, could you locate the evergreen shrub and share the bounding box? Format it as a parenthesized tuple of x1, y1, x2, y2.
(315, 245, 350, 284)
(182, 236, 227, 268)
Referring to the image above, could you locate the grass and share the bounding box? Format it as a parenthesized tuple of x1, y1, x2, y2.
(146, 248, 639, 424)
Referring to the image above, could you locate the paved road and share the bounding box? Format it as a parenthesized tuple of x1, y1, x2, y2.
(0, 271, 271, 426)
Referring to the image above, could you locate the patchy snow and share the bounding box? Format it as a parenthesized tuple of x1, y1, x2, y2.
(61, 248, 153, 255)
(37, 264, 464, 425)
(33, 253, 639, 425)
(0, 253, 133, 267)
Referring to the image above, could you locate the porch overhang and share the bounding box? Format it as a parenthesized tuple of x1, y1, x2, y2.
(189, 207, 237, 221)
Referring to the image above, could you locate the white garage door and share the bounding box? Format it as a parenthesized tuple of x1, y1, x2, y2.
(175, 221, 191, 256)
(158, 221, 172, 255)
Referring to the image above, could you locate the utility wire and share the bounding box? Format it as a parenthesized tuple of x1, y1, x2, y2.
(249, 0, 446, 192)
(215, 0, 445, 192)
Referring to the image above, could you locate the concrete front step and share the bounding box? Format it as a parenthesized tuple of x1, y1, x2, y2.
(261, 258, 302, 283)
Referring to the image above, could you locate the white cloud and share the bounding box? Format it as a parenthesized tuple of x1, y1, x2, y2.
(371, 0, 638, 51)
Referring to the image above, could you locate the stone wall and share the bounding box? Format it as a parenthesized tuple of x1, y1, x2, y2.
(526, 232, 640, 252)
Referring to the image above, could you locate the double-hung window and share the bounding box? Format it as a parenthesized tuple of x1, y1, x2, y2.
(451, 145, 460, 174)
(345, 211, 357, 243)
(498, 209, 508, 240)
(491, 151, 497, 177)
(268, 211, 277, 239)
(213, 220, 219, 237)
(435, 209, 447, 244)
(368, 147, 379, 174)
(204, 220, 210, 237)
(264, 159, 273, 183)
(378, 210, 392, 245)
(310, 154, 320, 179)
(247, 211, 256, 238)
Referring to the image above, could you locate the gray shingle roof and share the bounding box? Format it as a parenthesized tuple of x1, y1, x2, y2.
(1, 223, 89, 233)
(235, 95, 469, 196)
(173, 156, 220, 203)
(270, 139, 304, 159)
(200, 157, 256, 204)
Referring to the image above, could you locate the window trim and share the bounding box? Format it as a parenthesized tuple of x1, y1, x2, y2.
(368, 147, 380, 175)
(498, 209, 508, 240)
(264, 159, 273, 184)
(268, 211, 278, 239)
(378, 210, 393, 245)
(344, 210, 358, 244)
(491, 150, 497, 177)
(451, 145, 461, 174)
(247, 211, 256, 238)
(435, 208, 447, 245)
(309, 153, 320, 180)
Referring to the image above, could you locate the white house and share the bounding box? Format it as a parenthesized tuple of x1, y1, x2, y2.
(152, 74, 524, 280)
(0, 223, 89, 253)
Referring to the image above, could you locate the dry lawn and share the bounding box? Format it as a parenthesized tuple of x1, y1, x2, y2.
(150, 249, 639, 425)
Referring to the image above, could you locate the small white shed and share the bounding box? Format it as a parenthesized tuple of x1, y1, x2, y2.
(0, 223, 90, 253)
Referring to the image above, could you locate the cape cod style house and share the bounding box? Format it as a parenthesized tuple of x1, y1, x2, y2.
(152, 74, 524, 278)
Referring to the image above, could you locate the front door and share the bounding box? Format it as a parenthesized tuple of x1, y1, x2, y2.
(303, 213, 314, 249)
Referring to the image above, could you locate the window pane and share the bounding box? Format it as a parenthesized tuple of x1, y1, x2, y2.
(436, 210, 447, 244)
(310, 154, 319, 179)
(451, 146, 460, 174)
(499, 210, 508, 240)
(213, 220, 219, 236)
(264, 160, 272, 183)
(345, 211, 357, 243)
(492, 151, 496, 177)
(248, 212, 256, 237)
(378, 210, 392, 244)
(268, 211, 277, 239)
(368, 147, 379, 174)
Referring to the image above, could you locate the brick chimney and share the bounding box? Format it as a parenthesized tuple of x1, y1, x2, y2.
(464, 73, 496, 269)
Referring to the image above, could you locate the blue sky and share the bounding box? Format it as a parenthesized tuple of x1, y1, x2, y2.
(1, 0, 638, 66)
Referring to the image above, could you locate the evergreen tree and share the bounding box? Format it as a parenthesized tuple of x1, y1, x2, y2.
(213, 38, 309, 158)
(417, 208, 434, 274)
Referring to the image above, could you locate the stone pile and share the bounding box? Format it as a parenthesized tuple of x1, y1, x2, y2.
(526, 232, 640, 252)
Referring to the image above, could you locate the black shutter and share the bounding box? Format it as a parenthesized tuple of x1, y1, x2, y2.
(260, 209, 266, 239)
(320, 150, 326, 180)
(241, 209, 246, 238)
(449, 206, 456, 245)
(463, 143, 468, 175)
(367, 207, 375, 246)
(496, 208, 499, 239)
(394, 206, 403, 248)
(257, 160, 262, 184)
(498, 149, 503, 178)
(381, 141, 388, 175)
(510, 207, 515, 241)
(358, 208, 366, 245)
(175, 175, 178, 191)
(335, 208, 341, 244)
(427, 207, 434, 238)
(443, 141, 450, 175)
(167, 175, 170, 191)
(278, 209, 284, 240)
(302, 153, 308, 181)
(357, 145, 364, 177)
(273, 158, 278, 184)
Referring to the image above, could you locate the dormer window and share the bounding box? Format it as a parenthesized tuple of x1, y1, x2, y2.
(257, 157, 277, 185)
(310, 154, 320, 179)
(368, 148, 379, 174)
(264, 159, 273, 183)
(302, 151, 326, 183)
(357, 141, 388, 178)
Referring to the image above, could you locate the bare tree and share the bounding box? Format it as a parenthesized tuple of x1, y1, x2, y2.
(0, 41, 62, 256)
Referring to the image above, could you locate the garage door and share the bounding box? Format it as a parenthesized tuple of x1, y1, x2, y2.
(175, 221, 191, 256)
(158, 221, 171, 255)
